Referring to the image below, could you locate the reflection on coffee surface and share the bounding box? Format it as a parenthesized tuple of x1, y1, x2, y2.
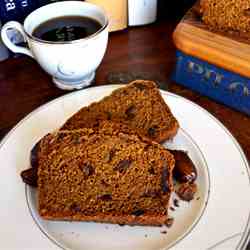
(32, 16, 102, 42)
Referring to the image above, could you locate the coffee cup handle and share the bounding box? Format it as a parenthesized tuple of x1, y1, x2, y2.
(1, 21, 34, 58)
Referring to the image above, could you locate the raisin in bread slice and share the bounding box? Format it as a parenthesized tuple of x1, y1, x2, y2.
(38, 120, 175, 226)
(61, 80, 179, 143)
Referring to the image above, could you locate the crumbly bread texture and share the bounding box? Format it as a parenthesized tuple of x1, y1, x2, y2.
(38, 121, 175, 226)
(61, 80, 179, 143)
(200, 0, 250, 33)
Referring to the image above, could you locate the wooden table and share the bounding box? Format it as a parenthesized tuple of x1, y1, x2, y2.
(0, 19, 249, 248)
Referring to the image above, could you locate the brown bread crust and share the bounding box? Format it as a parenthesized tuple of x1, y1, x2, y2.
(61, 80, 179, 143)
(38, 121, 175, 226)
(41, 213, 169, 226)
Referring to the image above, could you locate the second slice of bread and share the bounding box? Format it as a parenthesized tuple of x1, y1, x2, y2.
(61, 80, 179, 142)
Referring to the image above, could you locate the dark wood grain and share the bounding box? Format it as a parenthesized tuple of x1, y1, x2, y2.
(0, 19, 249, 165)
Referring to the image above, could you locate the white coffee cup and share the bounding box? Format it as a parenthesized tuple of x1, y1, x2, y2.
(1, 1, 109, 90)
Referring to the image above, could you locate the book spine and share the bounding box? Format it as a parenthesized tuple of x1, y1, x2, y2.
(0, 0, 22, 23)
(0, 20, 9, 61)
(0, 0, 39, 58)
(17, 0, 38, 20)
(172, 50, 250, 116)
(0, 0, 39, 24)
(0, 0, 62, 24)
(0, 0, 59, 58)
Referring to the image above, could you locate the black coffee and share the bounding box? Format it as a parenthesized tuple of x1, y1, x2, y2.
(32, 16, 102, 42)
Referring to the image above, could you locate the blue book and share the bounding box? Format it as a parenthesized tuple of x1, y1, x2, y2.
(0, 20, 9, 60)
(0, 0, 60, 58)
(18, 0, 37, 19)
(0, 0, 39, 24)
(172, 51, 250, 116)
(0, 0, 22, 23)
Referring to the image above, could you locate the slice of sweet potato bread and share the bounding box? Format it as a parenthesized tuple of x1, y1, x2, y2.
(38, 121, 175, 226)
(61, 80, 179, 142)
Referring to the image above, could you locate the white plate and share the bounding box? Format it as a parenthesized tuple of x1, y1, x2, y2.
(0, 85, 249, 250)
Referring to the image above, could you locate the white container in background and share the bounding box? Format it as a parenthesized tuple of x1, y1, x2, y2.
(128, 0, 157, 26)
